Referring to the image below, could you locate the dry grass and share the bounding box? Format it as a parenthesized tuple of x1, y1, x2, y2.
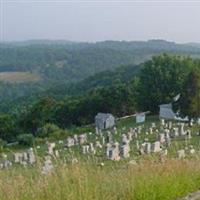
(0, 158, 200, 200)
(0, 72, 41, 83)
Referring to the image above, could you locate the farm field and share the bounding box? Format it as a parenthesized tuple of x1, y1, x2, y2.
(0, 72, 41, 83)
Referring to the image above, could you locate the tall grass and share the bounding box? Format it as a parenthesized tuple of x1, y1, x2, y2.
(0, 158, 200, 200)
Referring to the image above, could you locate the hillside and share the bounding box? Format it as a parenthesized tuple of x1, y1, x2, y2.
(1, 40, 200, 117)
(1, 40, 200, 84)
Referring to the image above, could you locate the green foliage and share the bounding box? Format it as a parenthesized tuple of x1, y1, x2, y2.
(17, 134, 34, 146)
(19, 97, 56, 134)
(0, 115, 16, 142)
(37, 123, 62, 138)
(137, 54, 193, 112)
(180, 68, 200, 118)
(0, 139, 7, 152)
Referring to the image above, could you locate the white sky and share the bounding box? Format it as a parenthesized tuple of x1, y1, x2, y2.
(1, 0, 200, 43)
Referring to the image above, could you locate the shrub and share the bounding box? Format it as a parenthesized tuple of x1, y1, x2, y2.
(37, 123, 61, 138)
(0, 139, 7, 151)
(17, 134, 34, 146)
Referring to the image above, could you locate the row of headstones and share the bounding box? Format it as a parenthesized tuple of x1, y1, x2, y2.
(106, 141, 130, 161)
(65, 133, 87, 148)
(0, 148, 36, 169)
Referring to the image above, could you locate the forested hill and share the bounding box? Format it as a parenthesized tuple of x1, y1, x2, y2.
(44, 63, 141, 97)
(0, 63, 140, 114)
(1, 39, 200, 83)
(0, 41, 145, 83)
(1, 40, 200, 114)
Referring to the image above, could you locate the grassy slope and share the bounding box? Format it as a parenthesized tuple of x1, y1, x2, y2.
(0, 158, 200, 200)
(1, 116, 200, 200)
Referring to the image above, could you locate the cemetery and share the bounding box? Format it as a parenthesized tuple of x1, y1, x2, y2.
(1, 115, 200, 199)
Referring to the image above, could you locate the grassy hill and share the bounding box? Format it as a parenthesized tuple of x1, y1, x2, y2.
(1, 116, 200, 200)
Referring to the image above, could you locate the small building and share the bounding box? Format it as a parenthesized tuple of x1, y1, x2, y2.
(159, 103, 176, 120)
(136, 112, 146, 123)
(95, 113, 115, 130)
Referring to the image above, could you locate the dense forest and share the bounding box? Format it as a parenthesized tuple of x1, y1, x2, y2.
(1, 40, 200, 145)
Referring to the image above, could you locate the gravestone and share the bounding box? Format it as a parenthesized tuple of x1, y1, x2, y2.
(66, 137, 75, 147)
(27, 148, 36, 164)
(106, 142, 120, 161)
(159, 133, 165, 143)
(42, 156, 53, 174)
(120, 143, 130, 158)
(177, 149, 185, 159)
(151, 141, 161, 153)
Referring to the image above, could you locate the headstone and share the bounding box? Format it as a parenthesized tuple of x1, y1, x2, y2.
(159, 133, 165, 143)
(73, 134, 78, 144)
(102, 136, 105, 145)
(168, 121, 172, 129)
(89, 143, 95, 153)
(151, 141, 161, 153)
(186, 130, 192, 139)
(95, 127, 99, 135)
(166, 137, 171, 147)
(113, 127, 118, 135)
(120, 143, 130, 158)
(58, 140, 63, 144)
(179, 123, 185, 136)
(66, 137, 75, 147)
(151, 123, 156, 128)
(106, 142, 120, 161)
(122, 134, 129, 144)
(144, 142, 151, 154)
(27, 148, 36, 164)
(161, 119, 165, 126)
(78, 134, 87, 145)
(96, 141, 102, 149)
(177, 149, 185, 159)
(127, 132, 133, 141)
(173, 127, 179, 137)
(149, 128, 153, 135)
(47, 142, 55, 155)
(136, 140, 140, 150)
(42, 156, 53, 174)
(54, 150, 59, 158)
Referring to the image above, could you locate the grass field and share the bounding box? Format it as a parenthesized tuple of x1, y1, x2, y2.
(0, 72, 41, 83)
(0, 158, 200, 200)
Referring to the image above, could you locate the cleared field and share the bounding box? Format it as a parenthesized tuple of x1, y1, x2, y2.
(0, 72, 41, 83)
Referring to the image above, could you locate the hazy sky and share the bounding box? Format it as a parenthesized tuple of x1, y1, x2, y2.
(1, 0, 200, 43)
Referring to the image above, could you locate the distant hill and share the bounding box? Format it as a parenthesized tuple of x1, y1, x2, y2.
(185, 42, 200, 49)
(1, 39, 200, 113)
(1, 40, 200, 85)
(43, 63, 141, 98)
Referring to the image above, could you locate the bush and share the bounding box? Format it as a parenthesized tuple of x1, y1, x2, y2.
(17, 134, 34, 146)
(0, 139, 7, 151)
(37, 123, 62, 138)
